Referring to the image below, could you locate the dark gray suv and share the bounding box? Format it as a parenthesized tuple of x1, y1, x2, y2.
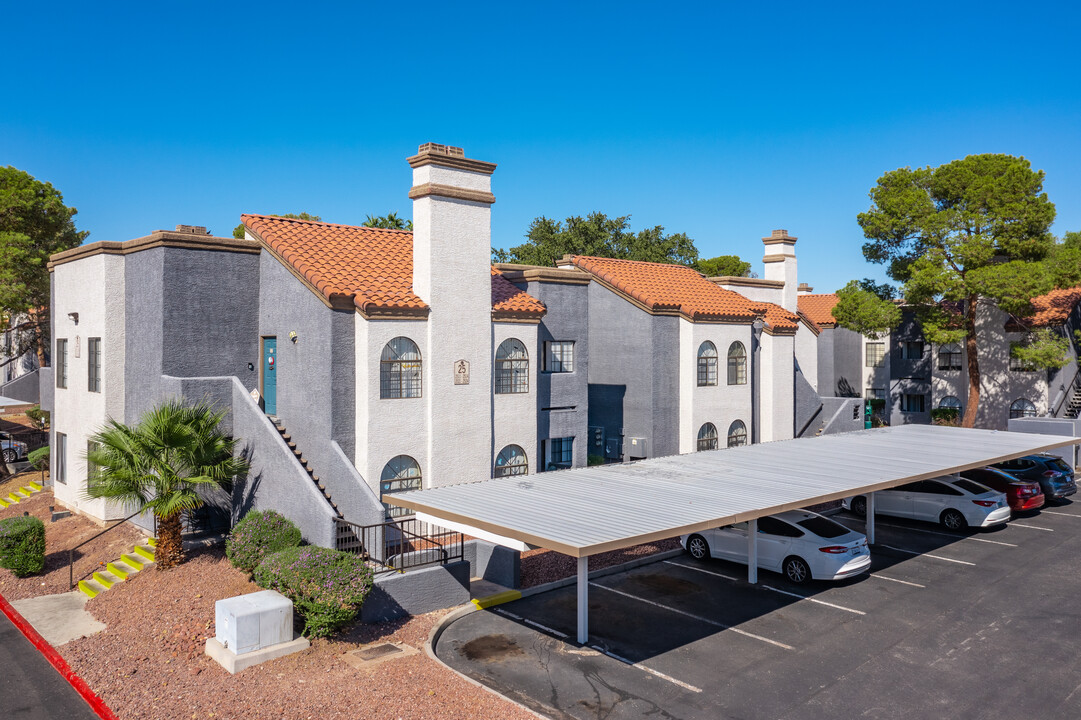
(992, 453, 1077, 502)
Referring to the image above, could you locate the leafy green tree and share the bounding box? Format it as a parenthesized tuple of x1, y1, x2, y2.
(494, 212, 698, 267)
(696, 255, 754, 278)
(86, 399, 249, 569)
(832, 281, 902, 338)
(233, 212, 322, 239)
(362, 212, 412, 230)
(0, 167, 87, 367)
(855, 154, 1060, 427)
(856, 278, 896, 301)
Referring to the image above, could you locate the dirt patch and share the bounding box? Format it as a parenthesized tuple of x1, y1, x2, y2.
(460, 634, 525, 662)
(0, 490, 145, 601)
(520, 537, 681, 588)
(56, 548, 536, 720)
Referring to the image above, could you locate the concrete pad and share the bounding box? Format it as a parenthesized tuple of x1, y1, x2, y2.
(469, 577, 513, 599)
(205, 633, 310, 674)
(10, 592, 106, 646)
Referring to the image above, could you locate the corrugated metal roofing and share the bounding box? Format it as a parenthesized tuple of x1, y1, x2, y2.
(388, 425, 1080, 557)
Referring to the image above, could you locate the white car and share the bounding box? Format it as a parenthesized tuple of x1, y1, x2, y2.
(844, 476, 1010, 530)
(681, 510, 871, 584)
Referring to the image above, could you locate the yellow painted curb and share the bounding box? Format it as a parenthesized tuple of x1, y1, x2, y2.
(471, 590, 522, 610)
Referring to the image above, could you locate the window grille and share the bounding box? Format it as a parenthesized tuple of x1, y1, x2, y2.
(495, 339, 529, 394)
(380, 337, 422, 398)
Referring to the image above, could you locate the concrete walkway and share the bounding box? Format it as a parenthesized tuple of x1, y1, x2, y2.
(11, 592, 106, 646)
(0, 610, 102, 719)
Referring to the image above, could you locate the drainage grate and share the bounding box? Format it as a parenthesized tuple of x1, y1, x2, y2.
(352, 643, 403, 661)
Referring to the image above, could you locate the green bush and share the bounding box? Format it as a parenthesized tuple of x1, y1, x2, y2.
(0, 516, 46, 577)
(931, 408, 961, 426)
(254, 546, 374, 638)
(27, 446, 49, 470)
(225, 510, 302, 574)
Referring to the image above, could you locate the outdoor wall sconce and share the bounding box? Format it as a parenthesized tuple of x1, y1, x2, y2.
(67, 312, 79, 323)
(289, 331, 298, 344)
(247, 362, 255, 371)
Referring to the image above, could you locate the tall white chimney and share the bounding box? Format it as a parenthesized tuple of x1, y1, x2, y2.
(762, 229, 798, 313)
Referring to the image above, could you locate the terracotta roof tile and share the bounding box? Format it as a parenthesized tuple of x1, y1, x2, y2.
(570, 256, 799, 330)
(242, 214, 544, 318)
(1016, 286, 1081, 328)
(797, 294, 839, 329)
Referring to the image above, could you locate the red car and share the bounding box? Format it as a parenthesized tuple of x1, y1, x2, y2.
(960, 468, 1045, 512)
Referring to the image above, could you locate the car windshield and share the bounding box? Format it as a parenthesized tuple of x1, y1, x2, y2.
(1045, 457, 1072, 473)
(796, 516, 849, 539)
(953, 479, 991, 495)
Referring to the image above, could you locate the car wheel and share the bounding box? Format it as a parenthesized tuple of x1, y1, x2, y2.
(851, 496, 867, 517)
(941, 509, 967, 530)
(686, 535, 709, 560)
(784, 556, 811, 584)
(1, 449, 15, 464)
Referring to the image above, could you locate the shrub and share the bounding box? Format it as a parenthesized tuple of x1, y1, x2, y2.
(254, 546, 374, 638)
(0, 516, 46, 577)
(27, 446, 49, 470)
(226, 510, 302, 574)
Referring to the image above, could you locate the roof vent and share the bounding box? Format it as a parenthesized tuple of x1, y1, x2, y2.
(798, 283, 813, 293)
(175, 225, 209, 235)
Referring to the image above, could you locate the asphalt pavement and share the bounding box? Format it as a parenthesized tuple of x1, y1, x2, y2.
(0, 610, 101, 720)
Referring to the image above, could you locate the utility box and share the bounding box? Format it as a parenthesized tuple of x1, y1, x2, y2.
(214, 590, 293, 655)
(627, 437, 647, 459)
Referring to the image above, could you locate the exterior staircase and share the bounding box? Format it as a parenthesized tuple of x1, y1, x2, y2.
(0, 480, 44, 508)
(272, 421, 342, 519)
(1065, 377, 1081, 419)
(78, 537, 158, 598)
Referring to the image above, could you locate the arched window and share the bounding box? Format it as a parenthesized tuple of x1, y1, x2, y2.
(380, 455, 421, 518)
(494, 445, 528, 477)
(380, 337, 422, 399)
(697, 342, 717, 386)
(1009, 399, 1036, 419)
(939, 396, 961, 410)
(728, 342, 747, 385)
(727, 420, 748, 447)
(697, 423, 718, 451)
(495, 339, 528, 394)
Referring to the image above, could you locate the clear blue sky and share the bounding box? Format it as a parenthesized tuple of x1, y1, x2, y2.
(4, 1, 1079, 293)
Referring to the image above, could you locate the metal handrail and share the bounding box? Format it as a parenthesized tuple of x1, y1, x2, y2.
(335, 516, 463, 573)
(796, 403, 824, 438)
(68, 510, 155, 590)
(1051, 365, 1081, 418)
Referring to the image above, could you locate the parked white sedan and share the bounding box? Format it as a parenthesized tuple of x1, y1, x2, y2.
(681, 510, 871, 584)
(844, 476, 1010, 530)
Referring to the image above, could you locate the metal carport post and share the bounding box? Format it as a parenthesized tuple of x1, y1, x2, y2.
(577, 557, 588, 643)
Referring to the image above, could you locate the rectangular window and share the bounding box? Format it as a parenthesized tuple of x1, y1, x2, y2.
(938, 345, 962, 371)
(866, 388, 886, 400)
(901, 394, 926, 413)
(544, 341, 575, 373)
(88, 337, 102, 392)
(549, 437, 573, 468)
(56, 338, 68, 388)
(901, 341, 924, 360)
(56, 432, 67, 484)
(1009, 343, 1036, 372)
(865, 342, 885, 368)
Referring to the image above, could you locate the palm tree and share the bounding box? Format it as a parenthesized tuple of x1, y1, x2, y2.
(85, 399, 249, 570)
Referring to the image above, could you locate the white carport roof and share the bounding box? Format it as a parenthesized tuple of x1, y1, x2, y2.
(388, 425, 1080, 558)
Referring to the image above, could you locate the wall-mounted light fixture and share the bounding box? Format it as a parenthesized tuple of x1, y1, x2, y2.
(67, 312, 79, 324)
(289, 331, 298, 344)
(247, 362, 255, 371)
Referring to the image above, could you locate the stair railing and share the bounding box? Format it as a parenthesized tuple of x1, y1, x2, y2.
(1051, 366, 1081, 418)
(69, 510, 156, 590)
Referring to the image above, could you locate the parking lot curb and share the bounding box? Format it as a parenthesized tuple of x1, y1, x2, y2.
(520, 548, 686, 598)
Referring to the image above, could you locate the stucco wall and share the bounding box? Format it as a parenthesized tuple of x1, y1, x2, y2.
(1007, 416, 1080, 467)
(123, 248, 164, 423)
(1, 370, 40, 404)
(492, 322, 538, 475)
(759, 332, 795, 441)
(677, 319, 754, 453)
(525, 279, 590, 469)
(794, 322, 819, 393)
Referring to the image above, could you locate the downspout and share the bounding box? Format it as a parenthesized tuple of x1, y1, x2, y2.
(751, 318, 764, 444)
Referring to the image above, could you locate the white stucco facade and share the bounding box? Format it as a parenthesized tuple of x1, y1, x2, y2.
(678, 320, 754, 454)
(50, 254, 127, 521)
(492, 321, 539, 476)
(759, 331, 796, 442)
(794, 320, 819, 393)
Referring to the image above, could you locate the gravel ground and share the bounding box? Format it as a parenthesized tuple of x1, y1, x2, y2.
(0, 488, 146, 601)
(520, 538, 682, 588)
(57, 547, 537, 720)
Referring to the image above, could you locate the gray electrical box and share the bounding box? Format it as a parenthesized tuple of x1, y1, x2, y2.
(627, 437, 647, 458)
(215, 590, 293, 655)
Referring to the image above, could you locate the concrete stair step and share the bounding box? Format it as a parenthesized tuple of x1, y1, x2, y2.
(6, 493, 21, 504)
(27, 481, 43, 491)
(78, 579, 106, 598)
(134, 544, 156, 561)
(13, 491, 29, 499)
(147, 537, 157, 547)
(93, 570, 122, 588)
(121, 553, 153, 570)
(0, 499, 8, 508)
(107, 562, 132, 580)
(21, 486, 40, 495)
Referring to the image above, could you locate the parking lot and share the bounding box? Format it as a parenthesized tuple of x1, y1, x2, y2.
(436, 502, 1081, 719)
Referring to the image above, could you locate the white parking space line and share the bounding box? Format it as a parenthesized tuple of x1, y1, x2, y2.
(878, 544, 976, 566)
(590, 646, 703, 693)
(1040, 510, 1081, 518)
(589, 582, 794, 650)
(665, 560, 865, 615)
(869, 574, 925, 588)
(759, 585, 866, 615)
(1010, 523, 1054, 532)
(664, 560, 739, 581)
(495, 608, 523, 620)
(871, 522, 1018, 547)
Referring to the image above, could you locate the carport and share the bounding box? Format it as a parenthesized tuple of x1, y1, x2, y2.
(387, 425, 1079, 644)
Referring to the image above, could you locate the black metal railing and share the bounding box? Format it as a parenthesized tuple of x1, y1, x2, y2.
(335, 516, 463, 574)
(69, 510, 156, 590)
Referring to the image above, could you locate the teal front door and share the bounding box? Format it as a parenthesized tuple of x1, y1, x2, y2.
(262, 337, 277, 415)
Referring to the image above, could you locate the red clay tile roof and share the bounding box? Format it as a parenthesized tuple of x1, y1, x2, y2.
(1015, 286, 1081, 328)
(492, 267, 546, 318)
(242, 214, 544, 319)
(570, 256, 799, 330)
(797, 294, 839, 329)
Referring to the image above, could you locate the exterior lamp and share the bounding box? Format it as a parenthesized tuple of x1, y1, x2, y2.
(67, 312, 79, 324)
